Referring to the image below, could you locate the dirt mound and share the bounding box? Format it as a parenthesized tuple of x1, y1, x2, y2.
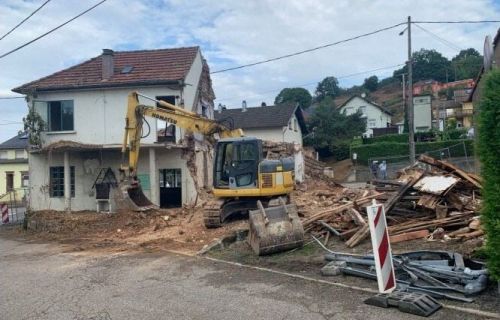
(25, 207, 246, 254)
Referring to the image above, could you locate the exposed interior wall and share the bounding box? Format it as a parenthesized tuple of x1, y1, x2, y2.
(28, 147, 197, 212)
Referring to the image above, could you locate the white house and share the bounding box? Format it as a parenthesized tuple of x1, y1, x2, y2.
(12, 47, 215, 211)
(214, 103, 307, 146)
(338, 95, 392, 137)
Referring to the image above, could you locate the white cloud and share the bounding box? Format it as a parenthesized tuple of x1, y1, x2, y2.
(0, 0, 498, 141)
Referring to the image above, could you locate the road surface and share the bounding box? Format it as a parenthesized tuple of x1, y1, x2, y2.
(0, 231, 491, 320)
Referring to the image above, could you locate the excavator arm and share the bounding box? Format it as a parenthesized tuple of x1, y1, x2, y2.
(121, 91, 243, 176)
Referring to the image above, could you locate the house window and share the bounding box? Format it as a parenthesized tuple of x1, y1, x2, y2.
(21, 172, 29, 187)
(49, 166, 75, 197)
(358, 106, 366, 114)
(48, 100, 74, 131)
(288, 120, 292, 130)
(368, 119, 377, 128)
(15, 150, 25, 159)
(293, 119, 298, 132)
(156, 96, 176, 109)
(345, 107, 354, 114)
(0, 151, 7, 159)
(201, 105, 208, 117)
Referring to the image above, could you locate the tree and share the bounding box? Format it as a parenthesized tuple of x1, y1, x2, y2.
(478, 69, 500, 281)
(305, 97, 366, 160)
(315, 76, 341, 102)
(363, 75, 379, 92)
(274, 87, 312, 109)
(451, 48, 483, 81)
(394, 49, 451, 82)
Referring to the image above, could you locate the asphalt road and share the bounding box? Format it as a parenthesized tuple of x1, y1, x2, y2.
(0, 232, 492, 320)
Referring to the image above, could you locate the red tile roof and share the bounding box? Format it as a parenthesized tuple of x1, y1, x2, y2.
(13, 46, 200, 93)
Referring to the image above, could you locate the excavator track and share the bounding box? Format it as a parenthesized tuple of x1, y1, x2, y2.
(203, 199, 224, 228)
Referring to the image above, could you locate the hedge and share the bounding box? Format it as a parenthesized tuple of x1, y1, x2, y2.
(350, 139, 473, 163)
(477, 70, 500, 281)
(362, 133, 408, 144)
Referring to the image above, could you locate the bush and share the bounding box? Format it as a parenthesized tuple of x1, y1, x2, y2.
(362, 133, 408, 144)
(350, 139, 473, 163)
(477, 70, 500, 281)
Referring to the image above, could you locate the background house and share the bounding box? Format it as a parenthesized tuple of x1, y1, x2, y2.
(214, 103, 307, 145)
(338, 95, 392, 137)
(13, 46, 215, 211)
(413, 95, 433, 132)
(0, 134, 29, 203)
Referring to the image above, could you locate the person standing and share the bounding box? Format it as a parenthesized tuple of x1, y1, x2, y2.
(370, 161, 378, 179)
(378, 160, 387, 180)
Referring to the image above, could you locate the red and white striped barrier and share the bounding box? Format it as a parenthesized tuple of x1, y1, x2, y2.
(366, 200, 396, 293)
(1, 203, 9, 224)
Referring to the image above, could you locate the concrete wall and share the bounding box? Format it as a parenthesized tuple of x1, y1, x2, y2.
(243, 114, 303, 145)
(28, 147, 197, 212)
(413, 95, 432, 132)
(339, 97, 391, 137)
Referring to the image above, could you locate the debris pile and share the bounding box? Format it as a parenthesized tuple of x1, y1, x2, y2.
(374, 155, 483, 245)
(293, 180, 381, 248)
(297, 154, 483, 249)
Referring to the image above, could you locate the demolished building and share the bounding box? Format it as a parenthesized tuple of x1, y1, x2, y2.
(13, 47, 216, 211)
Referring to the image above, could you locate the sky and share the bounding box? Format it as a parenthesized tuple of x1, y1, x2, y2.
(0, 0, 499, 142)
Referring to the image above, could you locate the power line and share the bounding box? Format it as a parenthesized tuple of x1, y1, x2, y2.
(0, 0, 52, 41)
(0, 96, 25, 100)
(211, 22, 407, 74)
(0, 0, 108, 60)
(412, 20, 500, 24)
(414, 24, 462, 52)
(216, 63, 404, 104)
(0, 122, 23, 126)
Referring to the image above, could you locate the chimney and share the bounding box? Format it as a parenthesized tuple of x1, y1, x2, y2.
(101, 49, 114, 80)
(242, 100, 247, 112)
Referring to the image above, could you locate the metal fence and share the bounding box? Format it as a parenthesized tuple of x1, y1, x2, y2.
(354, 141, 476, 182)
(0, 188, 28, 225)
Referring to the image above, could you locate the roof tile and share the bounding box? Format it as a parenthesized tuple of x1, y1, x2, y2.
(13, 47, 200, 93)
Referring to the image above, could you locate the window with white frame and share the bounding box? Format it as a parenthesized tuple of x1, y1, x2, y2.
(358, 106, 366, 114)
(0, 151, 7, 159)
(293, 119, 298, 132)
(368, 119, 377, 128)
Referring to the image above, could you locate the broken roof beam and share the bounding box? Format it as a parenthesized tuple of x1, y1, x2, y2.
(418, 155, 482, 189)
(384, 171, 424, 213)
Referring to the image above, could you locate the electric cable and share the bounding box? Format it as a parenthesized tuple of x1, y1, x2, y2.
(0, 0, 51, 41)
(0, 0, 108, 60)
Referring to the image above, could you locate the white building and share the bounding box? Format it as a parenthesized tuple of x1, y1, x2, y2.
(13, 47, 215, 211)
(214, 103, 307, 146)
(413, 95, 432, 132)
(338, 95, 392, 137)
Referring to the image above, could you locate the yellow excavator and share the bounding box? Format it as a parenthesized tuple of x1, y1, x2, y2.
(120, 92, 304, 255)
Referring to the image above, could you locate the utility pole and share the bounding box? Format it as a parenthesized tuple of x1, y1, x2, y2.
(401, 73, 406, 133)
(407, 16, 415, 164)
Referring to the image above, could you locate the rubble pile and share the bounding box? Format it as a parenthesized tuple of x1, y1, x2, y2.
(299, 154, 483, 249)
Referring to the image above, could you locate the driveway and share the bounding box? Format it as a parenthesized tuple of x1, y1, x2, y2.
(0, 232, 494, 320)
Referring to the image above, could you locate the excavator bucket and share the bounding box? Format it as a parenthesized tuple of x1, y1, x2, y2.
(118, 181, 157, 211)
(248, 199, 304, 255)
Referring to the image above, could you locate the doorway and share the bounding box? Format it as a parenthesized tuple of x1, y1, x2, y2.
(159, 168, 182, 208)
(6, 172, 14, 191)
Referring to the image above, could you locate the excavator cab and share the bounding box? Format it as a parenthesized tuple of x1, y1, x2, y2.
(213, 137, 262, 190)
